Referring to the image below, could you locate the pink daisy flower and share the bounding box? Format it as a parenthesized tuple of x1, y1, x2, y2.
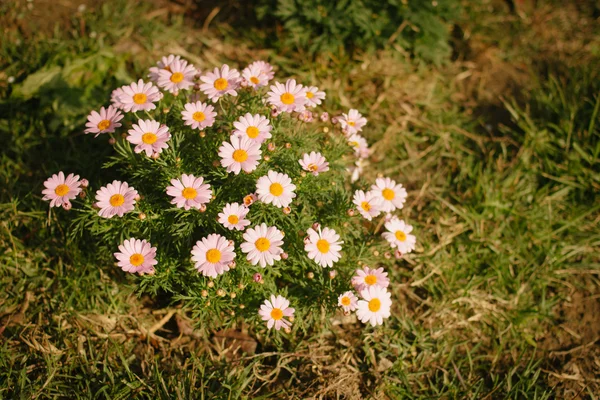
(148, 54, 182, 82)
(258, 295, 295, 330)
(249, 60, 275, 80)
(256, 171, 296, 208)
(181, 101, 217, 130)
(232, 113, 272, 143)
(382, 217, 416, 254)
(356, 286, 392, 327)
(299, 151, 329, 176)
(218, 202, 251, 231)
(199, 64, 240, 102)
(266, 79, 307, 113)
(338, 291, 358, 313)
(352, 190, 382, 221)
(241, 62, 272, 88)
(191, 234, 236, 278)
(340, 109, 367, 135)
(347, 134, 370, 158)
(371, 177, 407, 212)
(240, 223, 284, 267)
(127, 119, 171, 157)
(166, 174, 212, 210)
(119, 79, 161, 113)
(304, 226, 343, 268)
(304, 86, 326, 108)
(218, 136, 262, 175)
(84, 105, 123, 137)
(95, 180, 138, 218)
(42, 172, 82, 208)
(157, 58, 197, 94)
(351, 266, 390, 292)
(110, 87, 126, 110)
(114, 238, 157, 275)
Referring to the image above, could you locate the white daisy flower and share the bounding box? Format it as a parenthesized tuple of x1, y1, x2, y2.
(218, 136, 262, 175)
(347, 134, 370, 158)
(352, 190, 382, 220)
(256, 170, 296, 208)
(356, 286, 392, 327)
(304, 86, 326, 108)
(258, 295, 295, 330)
(232, 113, 272, 143)
(241, 62, 270, 88)
(240, 223, 284, 267)
(191, 234, 236, 278)
(266, 79, 307, 113)
(299, 151, 329, 176)
(338, 291, 358, 313)
(351, 266, 390, 292)
(371, 177, 407, 212)
(382, 217, 416, 254)
(304, 227, 343, 268)
(218, 202, 251, 231)
(340, 109, 367, 135)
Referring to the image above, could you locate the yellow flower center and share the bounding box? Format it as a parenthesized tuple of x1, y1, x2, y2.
(232, 149, 249, 162)
(368, 298, 381, 312)
(214, 78, 228, 91)
(349, 141, 359, 147)
(182, 187, 197, 200)
(54, 184, 70, 196)
(192, 111, 206, 122)
(382, 188, 395, 200)
(109, 194, 125, 207)
(142, 132, 158, 145)
(361, 201, 371, 211)
(269, 183, 284, 196)
(246, 126, 259, 139)
(170, 72, 184, 83)
(133, 93, 147, 104)
(250, 76, 260, 84)
(307, 163, 318, 172)
(270, 308, 283, 320)
(280, 92, 294, 105)
(255, 237, 271, 252)
(341, 296, 351, 306)
(227, 215, 239, 225)
(129, 253, 145, 266)
(206, 248, 222, 263)
(306, 91, 314, 99)
(316, 239, 330, 254)
(364, 274, 377, 286)
(348, 121, 356, 127)
(97, 119, 111, 130)
(395, 230, 407, 242)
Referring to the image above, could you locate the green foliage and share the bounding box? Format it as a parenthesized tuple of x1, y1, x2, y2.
(250, 0, 461, 63)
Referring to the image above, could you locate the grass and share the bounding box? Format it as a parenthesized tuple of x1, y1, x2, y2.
(1, 0, 599, 398)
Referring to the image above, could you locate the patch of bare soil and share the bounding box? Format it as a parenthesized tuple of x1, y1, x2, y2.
(538, 281, 600, 397)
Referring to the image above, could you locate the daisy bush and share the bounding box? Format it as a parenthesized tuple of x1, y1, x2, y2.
(42, 55, 418, 335)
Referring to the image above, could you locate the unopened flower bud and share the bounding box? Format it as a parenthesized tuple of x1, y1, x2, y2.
(62, 201, 72, 211)
(320, 112, 329, 122)
(253, 273, 262, 283)
(285, 143, 291, 149)
(78, 191, 86, 199)
(303, 237, 311, 245)
(322, 127, 329, 133)
(121, 132, 127, 139)
(79, 179, 89, 188)
(284, 327, 291, 334)
(240, 79, 249, 88)
(92, 202, 100, 209)
(230, 292, 237, 299)
(243, 193, 257, 207)
(264, 155, 270, 161)
(175, 157, 181, 163)
(316, 201, 324, 207)
(395, 250, 403, 259)
(134, 194, 141, 201)
(206, 301, 211, 306)
(283, 206, 291, 215)
(138, 212, 147, 220)
(271, 108, 280, 118)
(312, 222, 320, 230)
(384, 252, 392, 259)
(216, 289, 226, 297)
(212, 160, 220, 167)
(331, 116, 338, 124)
(300, 171, 307, 177)
(201, 290, 208, 297)
(151, 152, 160, 159)
(239, 304, 245, 309)
(230, 310, 235, 316)
(373, 250, 380, 257)
(228, 260, 236, 269)
(267, 142, 276, 152)
(307, 272, 314, 279)
(199, 204, 207, 213)
(329, 270, 337, 279)
(343, 310, 350, 316)
(199, 131, 206, 138)
(288, 316, 294, 322)
(108, 138, 116, 145)
(238, 283, 245, 289)
(280, 252, 288, 260)
(207, 281, 214, 288)
(347, 208, 355, 216)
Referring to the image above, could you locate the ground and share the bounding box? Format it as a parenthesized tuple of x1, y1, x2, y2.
(1, 0, 599, 398)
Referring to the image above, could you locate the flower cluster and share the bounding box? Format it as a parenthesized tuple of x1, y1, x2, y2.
(42, 55, 418, 332)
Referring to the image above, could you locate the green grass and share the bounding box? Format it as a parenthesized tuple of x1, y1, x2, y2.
(1, 0, 599, 398)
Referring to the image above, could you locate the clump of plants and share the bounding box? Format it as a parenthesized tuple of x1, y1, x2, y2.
(41, 55, 417, 333)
